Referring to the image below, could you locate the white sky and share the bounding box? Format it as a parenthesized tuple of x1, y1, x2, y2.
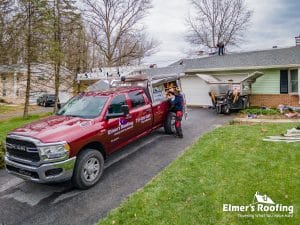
(143, 0, 300, 66)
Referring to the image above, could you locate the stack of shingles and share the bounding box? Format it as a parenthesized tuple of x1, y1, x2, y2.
(263, 127, 300, 142)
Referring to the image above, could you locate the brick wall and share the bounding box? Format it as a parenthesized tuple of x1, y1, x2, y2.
(250, 94, 300, 108)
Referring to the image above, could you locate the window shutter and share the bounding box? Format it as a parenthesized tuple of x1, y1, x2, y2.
(280, 70, 288, 94)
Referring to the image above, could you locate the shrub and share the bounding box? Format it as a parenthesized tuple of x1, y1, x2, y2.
(240, 107, 280, 115)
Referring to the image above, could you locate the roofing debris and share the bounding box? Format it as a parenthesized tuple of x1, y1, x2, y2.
(263, 127, 300, 142)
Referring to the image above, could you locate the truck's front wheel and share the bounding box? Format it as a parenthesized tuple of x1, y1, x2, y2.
(72, 149, 104, 189)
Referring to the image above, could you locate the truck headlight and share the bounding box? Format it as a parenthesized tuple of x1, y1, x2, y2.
(39, 143, 70, 160)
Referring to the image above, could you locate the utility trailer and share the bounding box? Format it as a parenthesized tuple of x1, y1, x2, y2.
(199, 71, 263, 114)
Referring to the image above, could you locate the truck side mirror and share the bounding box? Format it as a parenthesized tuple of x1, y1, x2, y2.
(121, 105, 129, 116)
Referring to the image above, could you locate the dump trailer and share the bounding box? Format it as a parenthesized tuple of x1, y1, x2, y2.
(201, 72, 263, 114)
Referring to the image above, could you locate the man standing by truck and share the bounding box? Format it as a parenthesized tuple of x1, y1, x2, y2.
(167, 88, 184, 138)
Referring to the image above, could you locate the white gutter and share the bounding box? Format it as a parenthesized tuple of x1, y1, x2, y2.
(185, 64, 300, 73)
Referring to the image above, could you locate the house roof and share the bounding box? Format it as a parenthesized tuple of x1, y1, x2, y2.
(170, 46, 300, 72)
(139, 65, 185, 77)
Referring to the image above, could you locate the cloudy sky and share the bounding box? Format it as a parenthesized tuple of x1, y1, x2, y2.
(143, 0, 300, 66)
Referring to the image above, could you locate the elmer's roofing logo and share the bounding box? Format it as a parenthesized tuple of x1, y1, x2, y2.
(119, 118, 127, 125)
(253, 192, 275, 204)
(223, 191, 294, 218)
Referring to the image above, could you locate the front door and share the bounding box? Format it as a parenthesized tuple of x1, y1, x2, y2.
(128, 90, 153, 137)
(105, 94, 134, 153)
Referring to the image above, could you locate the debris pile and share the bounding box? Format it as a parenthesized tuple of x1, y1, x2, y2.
(278, 104, 300, 118)
(263, 126, 300, 142)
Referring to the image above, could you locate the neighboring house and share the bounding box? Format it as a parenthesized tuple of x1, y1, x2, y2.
(0, 63, 74, 104)
(168, 46, 300, 107)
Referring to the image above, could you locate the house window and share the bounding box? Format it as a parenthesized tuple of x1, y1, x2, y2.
(1, 75, 6, 81)
(290, 69, 298, 93)
(280, 70, 288, 94)
(3, 89, 6, 96)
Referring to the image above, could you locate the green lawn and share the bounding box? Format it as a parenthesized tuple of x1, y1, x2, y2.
(99, 123, 299, 225)
(0, 113, 51, 168)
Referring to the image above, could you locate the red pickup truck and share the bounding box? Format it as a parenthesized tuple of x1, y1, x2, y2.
(5, 76, 184, 189)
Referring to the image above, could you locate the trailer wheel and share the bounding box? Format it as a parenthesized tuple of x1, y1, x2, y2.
(164, 112, 176, 134)
(216, 105, 222, 114)
(222, 104, 231, 114)
(243, 96, 250, 109)
(72, 149, 104, 189)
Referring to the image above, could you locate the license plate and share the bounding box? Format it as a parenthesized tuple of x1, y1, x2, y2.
(18, 169, 31, 177)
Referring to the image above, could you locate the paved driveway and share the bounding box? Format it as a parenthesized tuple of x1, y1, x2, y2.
(0, 108, 232, 225)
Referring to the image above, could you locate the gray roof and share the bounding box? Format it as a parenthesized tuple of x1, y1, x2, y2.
(170, 46, 300, 71)
(141, 65, 185, 77)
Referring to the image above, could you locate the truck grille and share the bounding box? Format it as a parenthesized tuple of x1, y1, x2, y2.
(5, 137, 40, 162)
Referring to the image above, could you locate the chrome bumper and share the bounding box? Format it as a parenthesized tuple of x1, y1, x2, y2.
(5, 156, 76, 183)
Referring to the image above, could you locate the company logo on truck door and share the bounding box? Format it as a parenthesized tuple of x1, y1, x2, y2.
(136, 114, 151, 124)
(108, 119, 134, 135)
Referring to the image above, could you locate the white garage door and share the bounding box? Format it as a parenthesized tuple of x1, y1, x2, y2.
(181, 76, 212, 106)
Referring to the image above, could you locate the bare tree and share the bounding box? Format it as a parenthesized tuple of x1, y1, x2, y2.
(15, 0, 49, 118)
(82, 0, 157, 67)
(186, 0, 252, 50)
(0, 1, 17, 64)
(46, 0, 82, 112)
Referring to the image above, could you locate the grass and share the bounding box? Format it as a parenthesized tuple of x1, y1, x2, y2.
(98, 123, 299, 225)
(0, 113, 51, 168)
(0, 105, 21, 114)
(0, 104, 42, 115)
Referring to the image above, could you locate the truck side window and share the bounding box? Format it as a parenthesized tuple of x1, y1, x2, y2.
(128, 91, 145, 108)
(108, 94, 126, 114)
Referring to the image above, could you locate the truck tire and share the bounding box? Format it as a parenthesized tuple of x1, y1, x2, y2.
(72, 149, 104, 189)
(164, 112, 176, 134)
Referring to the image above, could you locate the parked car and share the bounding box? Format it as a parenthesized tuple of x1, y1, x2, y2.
(5, 74, 185, 189)
(37, 94, 58, 107)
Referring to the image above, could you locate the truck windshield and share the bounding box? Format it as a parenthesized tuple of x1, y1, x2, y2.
(57, 95, 108, 118)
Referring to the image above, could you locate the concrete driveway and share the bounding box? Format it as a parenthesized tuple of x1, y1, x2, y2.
(0, 108, 232, 225)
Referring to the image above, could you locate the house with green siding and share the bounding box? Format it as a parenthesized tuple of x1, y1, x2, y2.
(163, 46, 300, 107)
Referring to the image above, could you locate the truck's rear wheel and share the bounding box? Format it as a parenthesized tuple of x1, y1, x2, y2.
(164, 112, 176, 134)
(72, 149, 104, 189)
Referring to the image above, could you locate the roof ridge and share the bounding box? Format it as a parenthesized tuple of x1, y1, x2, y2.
(180, 45, 299, 62)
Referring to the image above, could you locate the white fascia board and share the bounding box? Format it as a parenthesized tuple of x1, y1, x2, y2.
(185, 64, 300, 73)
